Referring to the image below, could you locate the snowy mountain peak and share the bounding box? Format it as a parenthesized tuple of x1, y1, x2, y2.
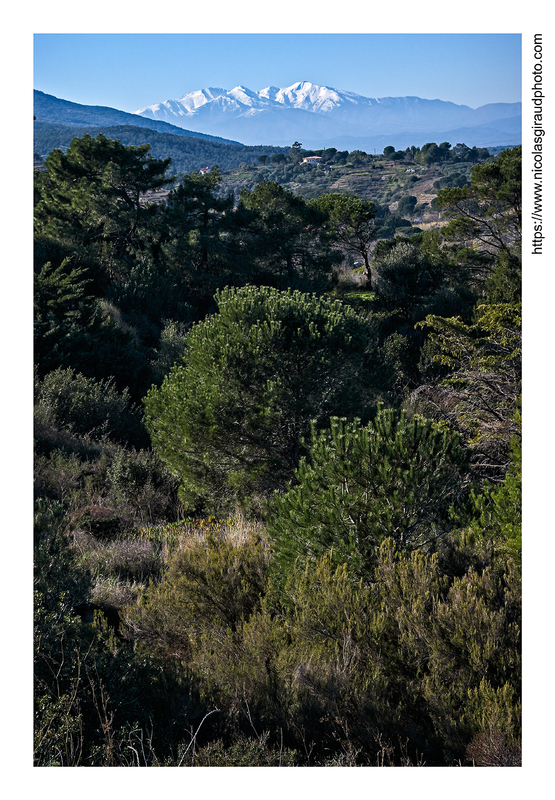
(228, 85, 269, 107)
(258, 85, 282, 102)
(271, 81, 347, 111)
(156, 87, 227, 113)
(136, 81, 355, 119)
(133, 81, 522, 149)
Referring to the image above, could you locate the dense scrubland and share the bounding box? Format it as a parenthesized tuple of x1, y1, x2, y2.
(34, 133, 521, 766)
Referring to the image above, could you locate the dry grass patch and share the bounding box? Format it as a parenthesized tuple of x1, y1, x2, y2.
(90, 575, 143, 609)
(138, 515, 268, 556)
(71, 529, 162, 583)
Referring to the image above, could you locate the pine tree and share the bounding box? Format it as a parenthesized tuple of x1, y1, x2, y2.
(237, 181, 340, 289)
(415, 303, 521, 481)
(309, 192, 378, 287)
(144, 285, 383, 514)
(437, 146, 521, 279)
(266, 407, 469, 580)
(34, 133, 173, 287)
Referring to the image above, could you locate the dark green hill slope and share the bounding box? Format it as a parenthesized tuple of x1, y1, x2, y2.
(34, 122, 289, 176)
(34, 89, 236, 143)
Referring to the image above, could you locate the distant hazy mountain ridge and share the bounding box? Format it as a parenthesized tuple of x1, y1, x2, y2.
(33, 90, 289, 174)
(134, 80, 522, 149)
(34, 83, 521, 156)
(33, 89, 240, 144)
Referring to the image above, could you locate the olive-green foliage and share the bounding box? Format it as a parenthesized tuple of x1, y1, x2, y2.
(372, 540, 521, 763)
(34, 446, 109, 509)
(35, 367, 145, 447)
(464, 431, 522, 569)
(374, 214, 414, 240)
(106, 447, 181, 524)
(126, 523, 268, 661)
(150, 318, 190, 383)
(433, 171, 470, 190)
(396, 195, 418, 217)
(144, 285, 384, 514)
(34, 499, 92, 616)
(163, 541, 520, 765)
(34, 435, 181, 524)
(74, 530, 163, 584)
(415, 303, 521, 481)
(266, 407, 469, 581)
(176, 731, 298, 766)
(34, 375, 180, 522)
(33, 500, 95, 764)
(163, 531, 268, 637)
(34, 590, 202, 766)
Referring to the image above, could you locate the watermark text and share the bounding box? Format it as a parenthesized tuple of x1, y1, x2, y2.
(532, 33, 544, 255)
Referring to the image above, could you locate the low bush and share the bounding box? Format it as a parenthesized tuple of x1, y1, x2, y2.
(151, 540, 521, 766)
(125, 518, 268, 659)
(176, 731, 298, 767)
(34, 448, 108, 509)
(35, 367, 147, 447)
(106, 447, 181, 524)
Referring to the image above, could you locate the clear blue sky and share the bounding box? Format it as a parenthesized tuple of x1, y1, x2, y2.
(34, 33, 521, 113)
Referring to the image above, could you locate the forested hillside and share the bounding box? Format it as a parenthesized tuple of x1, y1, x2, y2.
(33, 89, 239, 141)
(34, 122, 289, 176)
(34, 132, 521, 767)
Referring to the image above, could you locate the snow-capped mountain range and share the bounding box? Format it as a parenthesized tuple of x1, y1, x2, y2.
(134, 81, 521, 150)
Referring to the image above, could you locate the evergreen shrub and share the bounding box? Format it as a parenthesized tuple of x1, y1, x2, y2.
(144, 285, 384, 514)
(35, 367, 145, 446)
(266, 406, 469, 580)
